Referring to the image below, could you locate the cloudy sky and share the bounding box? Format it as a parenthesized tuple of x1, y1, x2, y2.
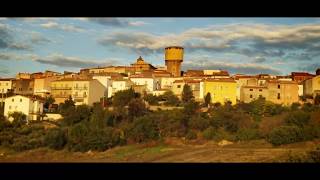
(1, 17, 320, 77)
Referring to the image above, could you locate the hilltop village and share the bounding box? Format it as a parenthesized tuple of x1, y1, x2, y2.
(0, 46, 320, 122)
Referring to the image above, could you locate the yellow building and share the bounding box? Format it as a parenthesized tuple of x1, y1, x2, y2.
(303, 75, 320, 98)
(165, 46, 183, 77)
(51, 78, 106, 106)
(200, 79, 237, 105)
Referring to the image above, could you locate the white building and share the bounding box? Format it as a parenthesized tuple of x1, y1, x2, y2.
(107, 79, 134, 98)
(92, 75, 113, 97)
(130, 77, 161, 93)
(159, 77, 183, 90)
(4, 95, 44, 122)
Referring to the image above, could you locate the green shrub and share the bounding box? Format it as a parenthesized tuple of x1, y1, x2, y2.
(112, 88, 136, 107)
(160, 91, 180, 106)
(128, 98, 148, 120)
(291, 103, 301, 111)
(188, 115, 210, 131)
(128, 116, 159, 143)
(16, 126, 32, 135)
(44, 128, 67, 150)
(143, 94, 159, 105)
(83, 127, 121, 152)
(185, 130, 197, 140)
(235, 128, 260, 141)
(202, 127, 234, 141)
(302, 103, 315, 112)
(210, 110, 254, 133)
(267, 126, 304, 146)
(182, 84, 194, 103)
(265, 102, 285, 116)
(9, 112, 27, 127)
(284, 110, 311, 127)
(203, 127, 215, 140)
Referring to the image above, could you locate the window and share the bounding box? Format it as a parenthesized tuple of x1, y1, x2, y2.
(6, 83, 8, 86)
(29, 88, 32, 91)
(250, 89, 253, 91)
(0, 83, 1, 86)
(12, 98, 14, 102)
(278, 84, 280, 89)
(177, 85, 181, 88)
(259, 95, 262, 98)
(259, 89, 262, 92)
(20, 99, 22, 102)
(83, 92, 87, 97)
(9, 106, 11, 110)
(250, 95, 253, 98)
(277, 93, 281, 99)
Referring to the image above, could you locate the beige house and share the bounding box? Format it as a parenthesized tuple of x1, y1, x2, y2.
(234, 76, 258, 101)
(13, 79, 34, 95)
(240, 80, 299, 105)
(0, 78, 14, 94)
(51, 78, 105, 106)
(303, 75, 320, 98)
(240, 85, 268, 103)
(4, 95, 44, 122)
(172, 79, 201, 100)
(160, 77, 183, 90)
(34, 76, 61, 97)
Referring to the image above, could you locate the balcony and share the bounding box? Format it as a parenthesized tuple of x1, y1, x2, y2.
(53, 94, 71, 98)
(73, 87, 88, 90)
(51, 87, 72, 90)
(73, 94, 88, 98)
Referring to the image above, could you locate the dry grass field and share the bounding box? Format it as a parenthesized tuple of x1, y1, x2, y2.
(1, 138, 318, 162)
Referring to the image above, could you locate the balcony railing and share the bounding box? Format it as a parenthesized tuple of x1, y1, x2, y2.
(51, 87, 72, 90)
(73, 95, 88, 98)
(73, 87, 88, 90)
(53, 95, 71, 98)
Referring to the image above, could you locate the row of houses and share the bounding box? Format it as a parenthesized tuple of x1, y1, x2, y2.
(1, 56, 320, 122)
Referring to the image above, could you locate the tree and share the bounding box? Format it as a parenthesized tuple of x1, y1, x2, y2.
(90, 104, 106, 129)
(182, 84, 194, 103)
(267, 126, 304, 146)
(9, 112, 27, 127)
(315, 94, 320, 106)
(204, 92, 212, 107)
(44, 128, 67, 150)
(112, 88, 136, 107)
(161, 91, 180, 106)
(129, 116, 159, 143)
(285, 110, 311, 127)
(143, 94, 159, 105)
(128, 98, 148, 120)
(44, 95, 55, 110)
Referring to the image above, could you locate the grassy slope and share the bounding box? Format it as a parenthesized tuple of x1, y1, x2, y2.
(1, 138, 319, 162)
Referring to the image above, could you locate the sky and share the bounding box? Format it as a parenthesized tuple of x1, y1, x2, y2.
(1, 17, 320, 77)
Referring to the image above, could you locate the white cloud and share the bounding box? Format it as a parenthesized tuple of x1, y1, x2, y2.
(128, 21, 148, 26)
(40, 21, 84, 32)
(32, 53, 120, 68)
(98, 23, 320, 60)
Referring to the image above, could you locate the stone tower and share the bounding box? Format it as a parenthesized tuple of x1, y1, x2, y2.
(165, 46, 184, 77)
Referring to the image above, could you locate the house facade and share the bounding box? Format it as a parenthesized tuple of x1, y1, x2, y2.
(4, 95, 44, 122)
